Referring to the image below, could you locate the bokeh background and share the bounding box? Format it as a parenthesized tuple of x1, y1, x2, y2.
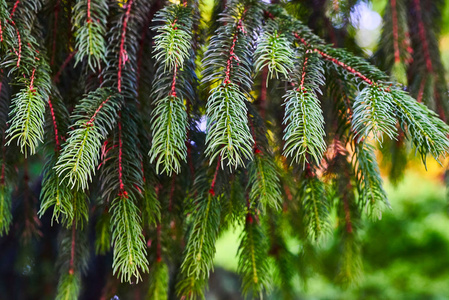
(205, 1, 449, 299)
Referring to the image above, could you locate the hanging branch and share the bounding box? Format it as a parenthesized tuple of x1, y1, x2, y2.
(72, 0, 108, 71)
(55, 88, 123, 190)
(282, 50, 327, 166)
(55, 224, 89, 300)
(149, 4, 193, 175)
(177, 161, 222, 299)
(202, 0, 263, 170)
(237, 199, 271, 298)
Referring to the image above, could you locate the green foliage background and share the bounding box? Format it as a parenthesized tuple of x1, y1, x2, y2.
(213, 169, 449, 299)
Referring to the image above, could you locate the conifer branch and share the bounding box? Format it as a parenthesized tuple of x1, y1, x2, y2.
(248, 150, 282, 211)
(300, 172, 330, 241)
(203, 0, 262, 170)
(152, 4, 192, 72)
(55, 88, 123, 190)
(353, 142, 389, 219)
(94, 210, 111, 255)
(352, 85, 398, 143)
(39, 157, 75, 226)
(254, 24, 294, 82)
(391, 89, 449, 164)
(6, 62, 51, 156)
(237, 215, 271, 298)
(110, 192, 149, 283)
(55, 226, 89, 300)
(282, 51, 326, 166)
(178, 175, 221, 299)
(98, 108, 148, 283)
(147, 260, 169, 300)
(205, 83, 253, 170)
(149, 4, 193, 175)
(0, 184, 12, 236)
(72, 0, 108, 71)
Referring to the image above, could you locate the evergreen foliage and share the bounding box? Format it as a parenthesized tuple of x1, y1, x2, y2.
(0, 0, 448, 298)
(72, 0, 108, 71)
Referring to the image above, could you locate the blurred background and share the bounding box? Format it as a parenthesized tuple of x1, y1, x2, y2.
(205, 1, 449, 299)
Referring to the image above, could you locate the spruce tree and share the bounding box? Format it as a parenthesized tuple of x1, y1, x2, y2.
(0, 0, 448, 299)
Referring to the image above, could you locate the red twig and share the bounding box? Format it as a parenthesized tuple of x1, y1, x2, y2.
(29, 68, 36, 92)
(248, 116, 261, 154)
(10, 20, 21, 67)
(0, 19, 3, 42)
(69, 220, 76, 275)
(48, 98, 61, 151)
(10, 0, 20, 18)
(87, 0, 92, 22)
(413, 0, 432, 73)
(50, 0, 61, 65)
(391, 0, 401, 63)
(170, 64, 177, 97)
(208, 157, 221, 196)
(53, 50, 77, 82)
(245, 193, 254, 224)
(223, 18, 246, 84)
(298, 52, 309, 91)
(295, 33, 374, 86)
(85, 96, 111, 126)
(118, 115, 126, 196)
(117, 0, 134, 92)
(417, 77, 426, 103)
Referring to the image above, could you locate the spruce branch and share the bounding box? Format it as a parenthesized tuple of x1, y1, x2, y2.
(39, 156, 75, 227)
(149, 94, 188, 175)
(352, 85, 398, 143)
(283, 88, 326, 167)
(376, 0, 411, 84)
(99, 108, 147, 283)
(353, 142, 389, 219)
(237, 217, 271, 298)
(203, 0, 262, 170)
(178, 176, 221, 299)
(141, 181, 161, 227)
(55, 227, 89, 300)
(55, 88, 123, 190)
(391, 89, 449, 164)
(248, 151, 282, 211)
(110, 192, 149, 283)
(56, 273, 81, 300)
(147, 260, 169, 300)
(205, 83, 253, 170)
(6, 63, 51, 156)
(300, 173, 331, 241)
(72, 0, 108, 71)
(95, 211, 111, 255)
(254, 28, 295, 82)
(149, 3, 194, 175)
(0, 184, 12, 236)
(152, 4, 193, 72)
